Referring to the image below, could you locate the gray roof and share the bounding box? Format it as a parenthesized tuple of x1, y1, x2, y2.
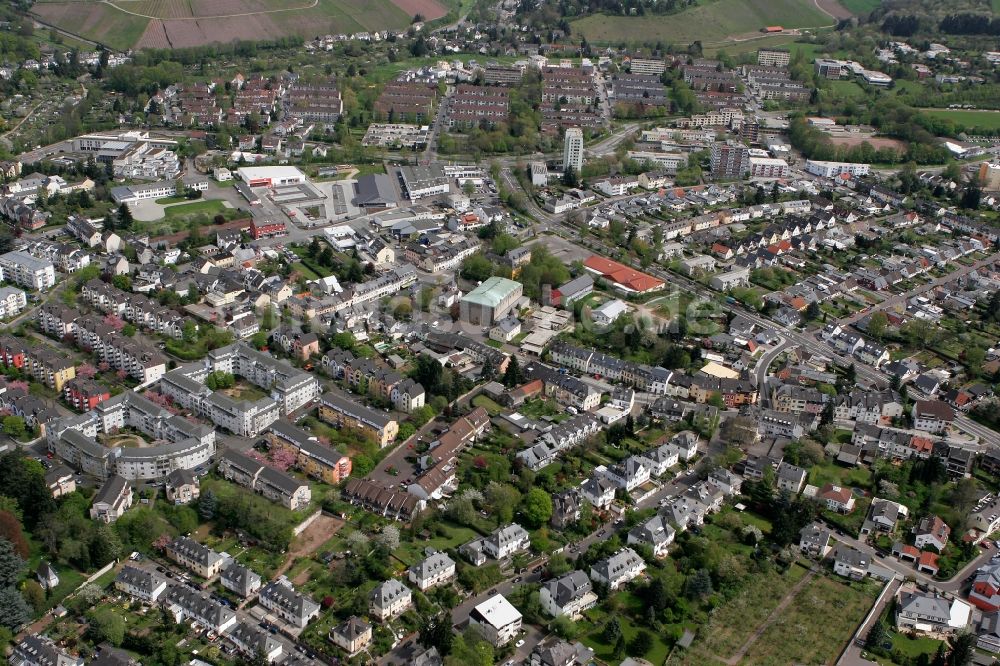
(369, 579, 411, 607)
(260, 581, 320, 620)
(543, 570, 592, 608)
(898, 591, 951, 624)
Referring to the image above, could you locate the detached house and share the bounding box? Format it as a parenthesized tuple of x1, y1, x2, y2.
(627, 514, 676, 557)
(540, 570, 597, 619)
(330, 616, 372, 657)
(221, 562, 262, 598)
(165, 536, 225, 579)
(369, 579, 412, 621)
(589, 547, 646, 590)
(913, 515, 950, 552)
(89, 475, 132, 523)
(799, 524, 832, 558)
(408, 551, 456, 591)
(816, 483, 855, 513)
(860, 498, 908, 536)
(258, 579, 320, 628)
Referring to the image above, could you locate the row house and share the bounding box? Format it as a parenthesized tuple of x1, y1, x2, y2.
(267, 420, 352, 485)
(217, 449, 311, 510)
(834, 389, 905, 425)
(341, 478, 424, 521)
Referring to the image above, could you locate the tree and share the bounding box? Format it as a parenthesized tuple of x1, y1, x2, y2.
(521, 488, 552, 528)
(684, 568, 713, 599)
(116, 203, 133, 229)
(602, 616, 622, 644)
(628, 630, 653, 657)
(21, 580, 45, 615)
(1, 417, 25, 440)
(379, 525, 400, 551)
(419, 613, 454, 655)
(460, 254, 493, 282)
(502, 356, 523, 388)
(866, 617, 887, 649)
(88, 608, 126, 646)
(0, 539, 24, 588)
(0, 513, 29, 558)
(0, 587, 29, 630)
(868, 311, 888, 341)
(198, 489, 217, 520)
(562, 166, 579, 188)
(485, 482, 521, 525)
(948, 631, 975, 666)
(806, 301, 821, 321)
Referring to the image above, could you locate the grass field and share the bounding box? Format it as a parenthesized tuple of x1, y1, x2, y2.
(572, 0, 831, 45)
(839, 0, 881, 13)
(162, 199, 228, 219)
(32, 0, 417, 50)
(920, 109, 1000, 131)
(740, 575, 878, 665)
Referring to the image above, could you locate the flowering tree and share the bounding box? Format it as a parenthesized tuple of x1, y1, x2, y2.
(98, 362, 111, 373)
(103, 314, 126, 331)
(76, 363, 98, 379)
(379, 525, 400, 551)
(6, 381, 28, 393)
(152, 534, 172, 551)
(116, 370, 128, 381)
(268, 447, 297, 472)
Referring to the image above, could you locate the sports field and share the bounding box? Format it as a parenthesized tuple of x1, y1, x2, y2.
(571, 0, 832, 46)
(31, 0, 443, 50)
(920, 109, 1000, 131)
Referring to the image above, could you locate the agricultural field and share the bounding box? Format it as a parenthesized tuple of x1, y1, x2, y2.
(919, 109, 1000, 132)
(31, 0, 442, 51)
(571, 0, 832, 46)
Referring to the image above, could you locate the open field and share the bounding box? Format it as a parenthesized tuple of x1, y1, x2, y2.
(572, 0, 831, 45)
(32, 0, 440, 51)
(839, 0, 881, 13)
(739, 574, 878, 665)
(920, 109, 1000, 131)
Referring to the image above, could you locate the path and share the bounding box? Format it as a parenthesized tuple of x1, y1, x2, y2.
(717, 567, 819, 665)
(103, 0, 319, 20)
(0, 103, 43, 141)
(271, 513, 344, 580)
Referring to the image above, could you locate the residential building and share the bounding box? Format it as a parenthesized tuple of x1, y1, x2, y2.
(165, 536, 225, 578)
(896, 590, 970, 636)
(162, 586, 237, 633)
(589, 547, 646, 590)
(799, 524, 832, 558)
(913, 515, 950, 552)
(258, 579, 320, 628)
(627, 514, 676, 557)
(0, 286, 26, 318)
(330, 617, 372, 657)
(0, 251, 56, 291)
(217, 449, 311, 510)
(540, 570, 597, 619)
(758, 48, 791, 67)
(318, 393, 398, 448)
(369, 579, 412, 621)
(89, 475, 132, 523)
(710, 141, 749, 179)
(816, 483, 855, 513)
(221, 562, 262, 598)
(775, 461, 807, 493)
(10, 635, 84, 666)
(44, 465, 76, 498)
(469, 594, 522, 647)
(912, 400, 955, 434)
(860, 498, 908, 535)
(563, 128, 583, 173)
(114, 564, 167, 602)
(408, 551, 456, 591)
(164, 468, 199, 505)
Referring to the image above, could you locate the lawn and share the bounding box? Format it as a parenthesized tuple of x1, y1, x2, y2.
(471, 394, 504, 416)
(919, 109, 1000, 132)
(740, 574, 879, 665)
(392, 521, 479, 567)
(580, 606, 674, 665)
(163, 200, 228, 219)
(825, 79, 869, 101)
(571, 0, 830, 45)
(839, 0, 881, 13)
(808, 459, 872, 490)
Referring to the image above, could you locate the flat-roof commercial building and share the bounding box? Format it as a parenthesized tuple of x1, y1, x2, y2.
(398, 165, 450, 201)
(110, 180, 177, 205)
(236, 166, 307, 188)
(459, 276, 524, 326)
(805, 160, 871, 178)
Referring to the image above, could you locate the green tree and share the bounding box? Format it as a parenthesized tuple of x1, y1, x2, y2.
(112, 274, 132, 291)
(1, 418, 25, 440)
(485, 482, 521, 525)
(460, 254, 494, 282)
(88, 608, 126, 646)
(867, 311, 888, 341)
(0, 539, 24, 588)
(602, 616, 622, 644)
(806, 301, 821, 321)
(502, 356, 523, 388)
(0, 587, 30, 630)
(628, 630, 653, 657)
(116, 203, 133, 229)
(419, 613, 454, 655)
(948, 631, 975, 666)
(20, 580, 45, 615)
(521, 488, 552, 528)
(198, 489, 217, 520)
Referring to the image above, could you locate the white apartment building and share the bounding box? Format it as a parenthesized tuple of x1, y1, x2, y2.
(0, 251, 56, 291)
(563, 127, 583, 173)
(470, 594, 522, 647)
(805, 160, 871, 178)
(0, 286, 27, 318)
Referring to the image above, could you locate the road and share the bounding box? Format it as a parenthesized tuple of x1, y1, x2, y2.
(836, 250, 1000, 326)
(754, 335, 792, 408)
